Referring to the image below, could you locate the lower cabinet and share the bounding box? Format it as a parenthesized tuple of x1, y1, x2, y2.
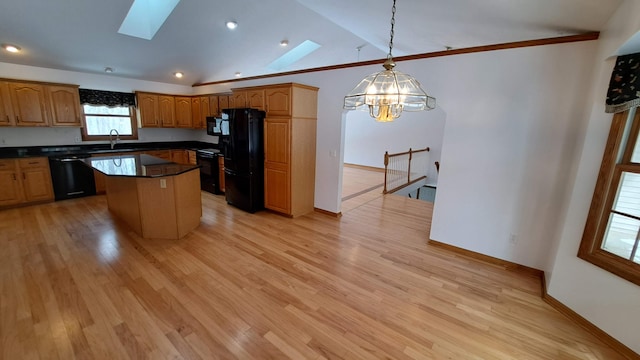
(171, 149, 188, 164)
(0, 157, 54, 208)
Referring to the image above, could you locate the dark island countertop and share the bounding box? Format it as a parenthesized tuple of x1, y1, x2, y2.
(83, 154, 200, 178)
(0, 141, 219, 159)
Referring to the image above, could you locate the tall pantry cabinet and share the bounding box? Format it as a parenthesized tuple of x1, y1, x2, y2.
(261, 83, 318, 217)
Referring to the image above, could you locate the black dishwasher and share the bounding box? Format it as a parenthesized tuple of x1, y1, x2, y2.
(49, 155, 96, 200)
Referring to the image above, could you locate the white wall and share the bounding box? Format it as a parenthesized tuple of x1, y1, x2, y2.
(344, 107, 446, 184)
(547, 0, 640, 354)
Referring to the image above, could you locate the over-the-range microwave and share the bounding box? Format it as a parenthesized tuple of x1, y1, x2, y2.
(206, 116, 229, 136)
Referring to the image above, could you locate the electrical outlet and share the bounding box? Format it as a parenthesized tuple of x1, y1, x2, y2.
(0, 138, 5, 145)
(509, 233, 517, 245)
(74, 136, 81, 143)
(160, 179, 167, 188)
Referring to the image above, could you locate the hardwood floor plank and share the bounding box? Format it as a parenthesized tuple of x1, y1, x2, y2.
(0, 193, 631, 359)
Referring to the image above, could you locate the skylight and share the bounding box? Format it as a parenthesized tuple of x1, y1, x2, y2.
(118, 0, 181, 40)
(268, 40, 321, 71)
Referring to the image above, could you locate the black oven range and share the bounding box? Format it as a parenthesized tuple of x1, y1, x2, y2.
(196, 148, 223, 194)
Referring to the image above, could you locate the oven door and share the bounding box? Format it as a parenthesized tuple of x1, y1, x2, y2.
(196, 153, 219, 194)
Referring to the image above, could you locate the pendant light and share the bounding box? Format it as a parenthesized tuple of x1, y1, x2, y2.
(344, 0, 435, 122)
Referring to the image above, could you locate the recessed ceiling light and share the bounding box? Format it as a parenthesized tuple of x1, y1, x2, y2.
(280, 40, 289, 47)
(104, 67, 114, 73)
(226, 21, 238, 30)
(2, 44, 21, 53)
(174, 72, 184, 78)
(234, 72, 242, 77)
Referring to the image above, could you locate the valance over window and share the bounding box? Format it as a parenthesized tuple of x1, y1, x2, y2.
(79, 89, 136, 107)
(605, 52, 640, 113)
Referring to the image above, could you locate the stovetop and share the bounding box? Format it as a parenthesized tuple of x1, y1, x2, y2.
(197, 148, 221, 155)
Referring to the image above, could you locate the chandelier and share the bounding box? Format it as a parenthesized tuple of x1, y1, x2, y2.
(343, 0, 436, 122)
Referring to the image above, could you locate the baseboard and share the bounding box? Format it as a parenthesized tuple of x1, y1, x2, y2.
(427, 240, 543, 278)
(541, 293, 639, 360)
(314, 207, 342, 218)
(343, 163, 386, 173)
(428, 239, 639, 359)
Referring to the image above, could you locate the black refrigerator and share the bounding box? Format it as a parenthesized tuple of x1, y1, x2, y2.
(221, 108, 266, 213)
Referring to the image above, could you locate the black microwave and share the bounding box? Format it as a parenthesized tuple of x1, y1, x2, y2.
(206, 117, 229, 136)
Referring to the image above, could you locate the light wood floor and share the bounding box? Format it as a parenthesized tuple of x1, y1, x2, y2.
(0, 193, 626, 359)
(341, 165, 385, 213)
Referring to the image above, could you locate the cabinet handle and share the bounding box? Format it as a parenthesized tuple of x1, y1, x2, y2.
(12, 173, 16, 181)
(5, 115, 8, 122)
(22, 173, 26, 180)
(28, 161, 38, 165)
(16, 115, 19, 122)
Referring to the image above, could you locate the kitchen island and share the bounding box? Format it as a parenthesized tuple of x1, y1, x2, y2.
(84, 154, 201, 240)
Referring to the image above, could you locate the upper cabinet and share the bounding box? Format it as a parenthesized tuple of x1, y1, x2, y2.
(0, 81, 15, 126)
(229, 91, 247, 109)
(175, 96, 192, 128)
(209, 95, 219, 117)
(9, 82, 49, 126)
(191, 97, 202, 129)
(247, 89, 265, 111)
(47, 85, 82, 126)
(158, 95, 176, 127)
(1, 78, 82, 128)
(218, 95, 230, 112)
(265, 86, 291, 117)
(137, 92, 160, 127)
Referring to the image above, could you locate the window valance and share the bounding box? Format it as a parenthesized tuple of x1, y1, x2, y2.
(605, 52, 640, 113)
(79, 89, 136, 107)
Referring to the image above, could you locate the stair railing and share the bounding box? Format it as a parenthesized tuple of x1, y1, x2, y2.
(383, 147, 430, 194)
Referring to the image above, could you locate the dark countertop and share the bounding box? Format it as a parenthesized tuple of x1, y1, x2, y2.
(83, 154, 200, 178)
(0, 141, 219, 159)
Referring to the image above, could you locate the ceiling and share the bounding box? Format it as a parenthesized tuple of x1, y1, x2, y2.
(0, 0, 623, 86)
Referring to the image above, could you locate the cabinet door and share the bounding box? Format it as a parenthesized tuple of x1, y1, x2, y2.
(191, 97, 202, 129)
(171, 149, 188, 164)
(9, 82, 49, 126)
(247, 90, 265, 111)
(187, 150, 197, 165)
(47, 85, 82, 126)
(0, 160, 22, 206)
(138, 93, 160, 127)
(230, 91, 246, 108)
(158, 95, 175, 127)
(175, 97, 192, 128)
(0, 81, 16, 126)
(199, 96, 210, 129)
(209, 95, 219, 117)
(218, 95, 230, 112)
(20, 165, 54, 202)
(265, 87, 291, 117)
(264, 118, 291, 213)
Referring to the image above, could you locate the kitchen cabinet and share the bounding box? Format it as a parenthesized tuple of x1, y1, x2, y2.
(262, 83, 318, 217)
(209, 95, 219, 117)
(171, 149, 188, 164)
(137, 92, 160, 127)
(187, 150, 197, 165)
(0, 81, 15, 126)
(229, 91, 247, 109)
(0, 157, 54, 208)
(191, 97, 202, 129)
(159, 95, 176, 127)
(47, 85, 82, 126)
(9, 82, 49, 126)
(191, 96, 210, 129)
(218, 156, 225, 193)
(0, 159, 23, 206)
(218, 94, 230, 111)
(175, 96, 192, 128)
(247, 89, 265, 111)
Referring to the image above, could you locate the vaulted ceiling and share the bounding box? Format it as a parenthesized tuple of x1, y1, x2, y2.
(0, 0, 622, 85)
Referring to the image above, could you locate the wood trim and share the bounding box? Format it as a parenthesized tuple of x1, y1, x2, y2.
(344, 163, 386, 173)
(313, 207, 342, 218)
(541, 293, 640, 360)
(387, 147, 430, 158)
(193, 32, 599, 87)
(0, 77, 80, 87)
(427, 240, 543, 278)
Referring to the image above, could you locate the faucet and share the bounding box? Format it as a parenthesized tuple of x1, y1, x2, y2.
(109, 129, 120, 150)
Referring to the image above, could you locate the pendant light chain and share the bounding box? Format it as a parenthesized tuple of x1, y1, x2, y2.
(388, 0, 396, 60)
